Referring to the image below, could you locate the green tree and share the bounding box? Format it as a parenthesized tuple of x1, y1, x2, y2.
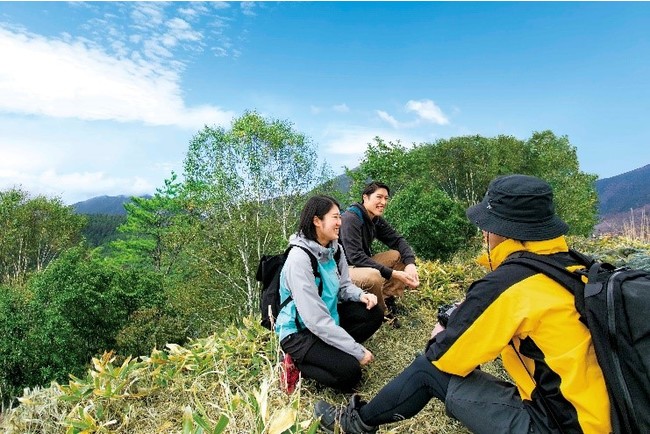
(345, 137, 412, 204)
(354, 131, 598, 235)
(384, 183, 476, 261)
(182, 111, 331, 315)
(12, 248, 164, 395)
(109, 173, 195, 274)
(409, 135, 528, 206)
(525, 130, 598, 236)
(81, 214, 126, 247)
(0, 188, 85, 284)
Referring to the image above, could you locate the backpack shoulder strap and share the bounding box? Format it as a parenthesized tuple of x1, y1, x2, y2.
(335, 244, 342, 264)
(346, 205, 364, 225)
(292, 245, 323, 296)
(504, 251, 585, 295)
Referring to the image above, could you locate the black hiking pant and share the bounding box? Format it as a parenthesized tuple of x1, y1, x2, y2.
(280, 301, 383, 391)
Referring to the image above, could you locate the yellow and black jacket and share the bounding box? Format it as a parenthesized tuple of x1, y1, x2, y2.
(425, 236, 611, 434)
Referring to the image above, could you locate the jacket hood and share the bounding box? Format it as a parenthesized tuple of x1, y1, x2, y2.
(289, 232, 341, 263)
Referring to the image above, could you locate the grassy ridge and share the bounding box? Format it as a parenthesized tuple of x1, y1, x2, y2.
(3, 236, 649, 433)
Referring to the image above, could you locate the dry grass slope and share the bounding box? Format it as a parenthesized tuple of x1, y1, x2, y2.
(2, 236, 649, 434)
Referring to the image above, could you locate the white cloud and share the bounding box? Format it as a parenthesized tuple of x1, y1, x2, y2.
(332, 103, 350, 113)
(317, 124, 424, 172)
(405, 99, 449, 125)
(37, 170, 155, 203)
(310, 105, 322, 114)
(376, 99, 450, 129)
(376, 110, 401, 128)
(0, 26, 234, 129)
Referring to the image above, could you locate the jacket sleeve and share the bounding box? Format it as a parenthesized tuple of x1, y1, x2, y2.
(375, 218, 416, 266)
(283, 248, 366, 360)
(426, 271, 528, 376)
(340, 210, 394, 279)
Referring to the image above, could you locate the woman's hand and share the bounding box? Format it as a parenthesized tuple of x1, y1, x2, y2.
(360, 292, 378, 309)
(360, 349, 374, 366)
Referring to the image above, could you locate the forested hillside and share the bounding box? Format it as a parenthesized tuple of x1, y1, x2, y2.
(1, 111, 633, 433)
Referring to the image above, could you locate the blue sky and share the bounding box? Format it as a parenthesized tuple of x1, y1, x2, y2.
(1, 2, 649, 204)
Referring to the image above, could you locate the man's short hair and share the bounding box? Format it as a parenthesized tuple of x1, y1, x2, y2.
(361, 182, 390, 203)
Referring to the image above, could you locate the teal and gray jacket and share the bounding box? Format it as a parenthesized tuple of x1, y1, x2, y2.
(274, 233, 367, 361)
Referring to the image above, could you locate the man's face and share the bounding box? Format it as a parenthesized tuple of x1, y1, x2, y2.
(362, 188, 389, 218)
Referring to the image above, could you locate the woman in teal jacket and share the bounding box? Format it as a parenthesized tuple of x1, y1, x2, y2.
(275, 195, 383, 391)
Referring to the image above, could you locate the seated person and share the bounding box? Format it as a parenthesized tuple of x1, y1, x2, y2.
(275, 195, 384, 392)
(339, 182, 419, 327)
(315, 175, 611, 434)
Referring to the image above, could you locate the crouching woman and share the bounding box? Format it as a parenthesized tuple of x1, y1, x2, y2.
(275, 195, 384, 391)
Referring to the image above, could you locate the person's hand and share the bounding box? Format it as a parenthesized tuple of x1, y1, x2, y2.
(360, 349, 374, 366)
(430, 322, 445, 339)
(393, 270, 419, 289)
(404, 264, 420, 287)
(360, 292, 378, 310)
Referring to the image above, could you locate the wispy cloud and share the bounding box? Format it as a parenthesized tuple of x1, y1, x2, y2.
(376, 99, 450, 128)
(240, 2, 257, 17)
(376, 110, 401, 128)
(0, 26, 234, 129)
(406, 99, 449, 125)
(318, 124, 423, 171)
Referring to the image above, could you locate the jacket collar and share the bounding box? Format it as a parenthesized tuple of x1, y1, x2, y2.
(477, 236, 569, 270)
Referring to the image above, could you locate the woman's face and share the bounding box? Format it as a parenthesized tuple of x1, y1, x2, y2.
(314, 205, 342, 246)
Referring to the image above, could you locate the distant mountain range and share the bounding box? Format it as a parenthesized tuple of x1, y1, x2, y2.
(594, 164, 650, 234)
(72, 165, 650, 235)
(72, 195, 150, 215)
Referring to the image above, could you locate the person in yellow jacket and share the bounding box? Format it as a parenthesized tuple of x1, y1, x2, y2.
(315, 174, 611, 434)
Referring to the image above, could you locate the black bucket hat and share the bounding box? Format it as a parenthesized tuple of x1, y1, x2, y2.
(466, 174, 569, 241)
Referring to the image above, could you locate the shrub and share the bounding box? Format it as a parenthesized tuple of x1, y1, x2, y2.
(385, 184, 477, 261)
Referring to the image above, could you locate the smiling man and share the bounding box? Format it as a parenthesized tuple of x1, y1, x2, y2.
(339, 182, 420, 328)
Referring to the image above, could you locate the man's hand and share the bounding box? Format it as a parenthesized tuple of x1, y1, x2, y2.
(430, 322, 445, 339)
(360, 349, 374, 366)
(360, 292, 378, 310)
(393, 269, 419, 289)
(404, 263, 420, 287)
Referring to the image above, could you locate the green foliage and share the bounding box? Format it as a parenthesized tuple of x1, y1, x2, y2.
(384, 183, 477, 261)
(80, 214, 126, 247)
(114, 307, 188, 358)
(0, 285, 34, 400)
(2, 318, 315, 433)
(110, 173, 196, 275)
(345, 137, 412, 204)
(0, 247, 165, 403)
(352, 131, 599, 236)
(0, 188, 85, 284)
(524, 131, 599, 236)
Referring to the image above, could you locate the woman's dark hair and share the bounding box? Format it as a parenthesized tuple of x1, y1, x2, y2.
(361, 181, 390, 203)
(299, 195, 340, 241)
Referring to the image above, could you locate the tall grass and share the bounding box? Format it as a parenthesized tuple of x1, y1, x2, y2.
(2, 236, 649, 433)
(622, 208, 650, 242)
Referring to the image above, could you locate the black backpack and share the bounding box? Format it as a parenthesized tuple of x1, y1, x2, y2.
(506, 250, 650, 434)
(256, 244, 341, 330)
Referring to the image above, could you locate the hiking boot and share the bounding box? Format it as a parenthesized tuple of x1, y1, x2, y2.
(383, 312, 401, 329)
(384, 296, 402, 328)
(314, 394, 378, 434)
(280, 353, 300, 394)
